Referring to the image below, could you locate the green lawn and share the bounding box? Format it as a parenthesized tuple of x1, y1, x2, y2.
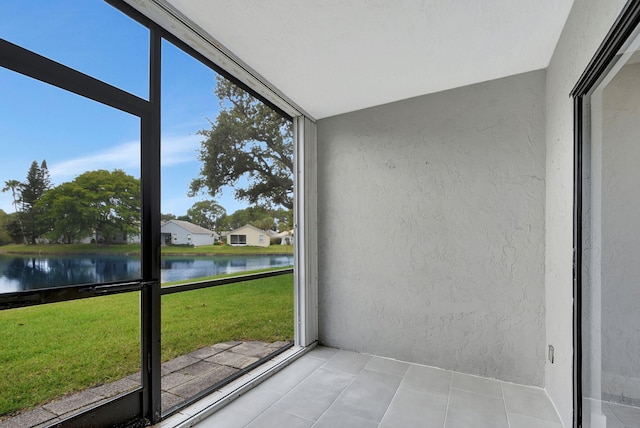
(0, 243, 293, 256)
(0, 273, 293, 417)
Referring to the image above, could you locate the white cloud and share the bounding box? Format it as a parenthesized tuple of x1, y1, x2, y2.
(48, 135, 201, 181)
(48, 140, 139, 180)
(161, 134, 201, 166)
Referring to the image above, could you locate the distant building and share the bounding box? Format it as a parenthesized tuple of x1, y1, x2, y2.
(161, 220, 219, 247)
(226, 224, 270, 247)
(267, 229, 293, 245)
(79, 230, 140, 245)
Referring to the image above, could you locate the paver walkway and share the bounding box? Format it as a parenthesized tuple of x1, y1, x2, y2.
(0, 340, 290, 428)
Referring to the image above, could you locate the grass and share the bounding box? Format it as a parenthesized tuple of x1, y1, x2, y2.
(0, 243, 293, 256)
(162, 266, 293, 287)
(0, 272, 293, 417)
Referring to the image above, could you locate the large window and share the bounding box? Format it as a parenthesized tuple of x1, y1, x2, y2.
(0, 1, 308, 426)
(230, 235, 247, 245)
(0, 67, 142, 291)
(1, 0, 149, 98)
(159, 37, 294, 415)
(1, 2, 151, 425)
(0, 292, 142, 423)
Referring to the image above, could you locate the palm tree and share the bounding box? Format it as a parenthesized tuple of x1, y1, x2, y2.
(2, 179, 28, 244)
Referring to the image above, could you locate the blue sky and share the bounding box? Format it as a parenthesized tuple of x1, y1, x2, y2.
(0, 0, 248, 217)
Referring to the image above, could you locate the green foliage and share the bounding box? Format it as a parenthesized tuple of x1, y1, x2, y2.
(225, 206, 273, 230)
(252, 216, 275, 231)
(223, 206, 293, 232)
(273, 208, 293, 232)
(0, 210, 12, 245)
(190, 77, 294, 209)
(1, 180, 23, 209)
(2, 179, 27, 244)
(37, 182, 93, 244)
(74, 169, 140, 243)
(21, 161, 50, 211)
(2, 161, 52, 244)
(36, 169, 140, 244)
(186, 200, 226, 232)
(18, 161, 51, 244)
(2, 214, 24, 244)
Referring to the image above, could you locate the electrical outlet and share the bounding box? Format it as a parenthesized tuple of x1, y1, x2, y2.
(548, 345, 554, 364)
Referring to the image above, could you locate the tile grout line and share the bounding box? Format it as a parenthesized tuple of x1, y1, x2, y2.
(240, 358, 325, 428)
(441, 371, 453, 428)
(239, 391, 284, 428)
(309, 354, 370, 427)
(375, 364, 408, 426)
(604, 401, 626, 428)
(501, 382, 511, 428)
(502, 384, 565, 426)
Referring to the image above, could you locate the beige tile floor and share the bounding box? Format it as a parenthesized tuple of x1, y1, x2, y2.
(194, 346, 564, 428)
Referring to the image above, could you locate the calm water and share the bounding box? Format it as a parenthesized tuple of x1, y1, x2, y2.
(0, 254, 294, 293)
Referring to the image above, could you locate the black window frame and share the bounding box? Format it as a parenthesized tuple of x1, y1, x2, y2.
(0, 1, 294, 425)
(571, 1, 640, 427)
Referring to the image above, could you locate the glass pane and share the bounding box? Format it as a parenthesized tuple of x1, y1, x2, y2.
(1, 0, 149, 98)
(581, 27, 640, 426)
(159, 39, 294, 414)
(160, 274, 293, 414)
(0, 293, 141, 425)
(159, 38, 293, 282)
(0, 68, 141, 292)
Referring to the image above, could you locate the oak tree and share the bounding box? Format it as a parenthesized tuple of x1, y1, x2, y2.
(38, 169, 140, 244)
(186, 200, 226, 232)
(190, 77, 294, 209)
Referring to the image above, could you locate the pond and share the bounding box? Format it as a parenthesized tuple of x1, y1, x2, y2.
(0, 254, 294, 293)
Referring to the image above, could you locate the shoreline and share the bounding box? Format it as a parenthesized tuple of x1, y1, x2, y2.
(0, 251, 294, 257)
(0, 245, 293, 258)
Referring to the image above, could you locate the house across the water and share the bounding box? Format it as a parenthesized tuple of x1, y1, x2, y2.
(226, 224, 270, 247)
(161, 220, 219, 247)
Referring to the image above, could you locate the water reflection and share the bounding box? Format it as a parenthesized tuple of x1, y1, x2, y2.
(0, 254, 293, 293)
(160, 255, 292, 283)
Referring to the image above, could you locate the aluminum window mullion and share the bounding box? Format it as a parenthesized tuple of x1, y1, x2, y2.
(0, 39, 150, 116)
(160, 268, 293, 296)
(0, 280, 149, 310)
(294, 116, 318, 347)
(140, 24, 163, 425)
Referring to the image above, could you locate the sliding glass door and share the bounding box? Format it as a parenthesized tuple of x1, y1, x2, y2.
(574, 2, 640, 426)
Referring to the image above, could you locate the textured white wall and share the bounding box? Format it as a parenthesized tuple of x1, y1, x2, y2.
(317, 70, 546, 386)
(544, 0, 627, 426)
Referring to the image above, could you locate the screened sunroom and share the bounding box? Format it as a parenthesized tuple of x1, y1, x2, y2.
(1, 1, 640, 427)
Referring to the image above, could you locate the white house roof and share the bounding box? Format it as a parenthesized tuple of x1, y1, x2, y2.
(158, 0, 575, 119)
(274, 230, 293, 238)
(162, 219, 215, 235)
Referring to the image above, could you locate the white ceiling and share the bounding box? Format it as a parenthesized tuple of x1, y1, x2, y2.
(164, 0, 575, 119)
